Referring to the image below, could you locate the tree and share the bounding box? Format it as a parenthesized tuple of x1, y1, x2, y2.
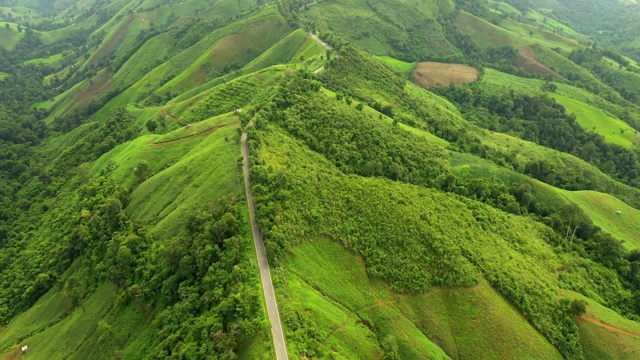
(568, 299, 587, 317)
(382, 335, 399, 360)
(16, 24, 22, 32)
(145, 119, 158, 133)
(4, 23, 9, 31)
(63, 276, 84, 311)
(133, 160, 151, 184)
(114, 246, 133, 284)
(388, 162, 401, 180)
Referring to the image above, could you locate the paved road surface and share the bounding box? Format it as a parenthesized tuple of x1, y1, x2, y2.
(241, 131, 289, 360)
(308, 32, 339, 57)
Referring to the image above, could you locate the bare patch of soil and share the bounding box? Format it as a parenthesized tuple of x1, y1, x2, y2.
(412, 62, 479, 88)
(517, 46, 563, 79)
(0, 347, 22, 360)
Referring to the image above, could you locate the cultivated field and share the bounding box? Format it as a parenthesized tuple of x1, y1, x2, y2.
(412, 62, 479, 87)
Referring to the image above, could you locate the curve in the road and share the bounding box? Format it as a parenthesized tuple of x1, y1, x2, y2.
(241, 129, 289, 360)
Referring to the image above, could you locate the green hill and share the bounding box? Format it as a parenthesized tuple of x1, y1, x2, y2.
(2, 0, 640, 359)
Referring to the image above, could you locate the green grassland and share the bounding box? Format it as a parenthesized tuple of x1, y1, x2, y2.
(524, 9, 588, 42)
(85, 0, 238, 65)
(168, 66, 285, 123)
(456, 11, 533, 49)
(93, 124, 242, 237)
(0, 5, 37, 21)
(375, 55, 415, 75)
(551, 93, 639, 149)
(87, 13, 145, 68)
(243, 29, 310, 73)
(199, 0, 262, 20)
(23, 53, 64, 65)
(319, 48, 640, 210)
(479, 68, 640, 137)
(319, 85, 449, 147)
(599, 60, 640, 103)
(450, 150, 640, 250)
(280, 235, 563, 359)
(455, 10, 580, 52)
(109, 29, 176, 89)
(560, 190, 640, 250)
(530, 44, 624, 101)
(482, 129, 640, 202)
(99, 7, 288, 114)
(0, 283, 153, 360)
(151, 112, 237, 143)
(303, 0, 461, 61)
(5, 0, 640, 359)
(155, 12, 290, 96)
(255, 126, 582, 358)
(290, 34, 326, 60)
(0, 22, 25, 50)
(419, 71, 640, 210)
(36, 79, 88, 121)
(400, 279, 561, 359)
(562, 290, 640, 360)
(487, 0, 521, 15)
(500, 17, 580, 51)
(0, 111, 271, 359)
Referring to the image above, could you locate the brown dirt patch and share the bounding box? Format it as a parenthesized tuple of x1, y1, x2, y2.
(0, 347, 22, 360)
(412, 62, 479, 88)
(67, 68, 113, 113)
(517, 46, 563, 79)
(90, 15, 134, 67)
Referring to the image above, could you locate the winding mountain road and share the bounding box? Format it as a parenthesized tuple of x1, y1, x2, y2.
(241, 130, 289, 360)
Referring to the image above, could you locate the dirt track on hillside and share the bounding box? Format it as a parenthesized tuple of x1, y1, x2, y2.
(580, 315, 640, 339)
(150, 122, 237, 146)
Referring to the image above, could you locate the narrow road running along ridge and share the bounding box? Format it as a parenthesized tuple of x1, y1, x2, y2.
(308, 32, 339, 57)
(241, 129, 289, 360)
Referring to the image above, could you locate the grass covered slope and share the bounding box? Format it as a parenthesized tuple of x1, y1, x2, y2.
(551, 94, 639, 149)
(5, 0, 640, 359)
(154, 11, 290, 96)
(281, 238, 562, 359)
(0, 111, 272, 359)
(562, 289, 640, 360)
(251, 125, 580, 357)
(0, 284, 153, 360)
(301, 0, 461, 61)
(561, 191, 640, 250)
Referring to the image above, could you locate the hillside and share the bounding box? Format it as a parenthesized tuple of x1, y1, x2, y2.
(1, 0, 640, 359)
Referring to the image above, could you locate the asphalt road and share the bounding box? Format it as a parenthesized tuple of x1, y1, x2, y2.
(308, 32, 339, 57)
(241, 131, 289, 360)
